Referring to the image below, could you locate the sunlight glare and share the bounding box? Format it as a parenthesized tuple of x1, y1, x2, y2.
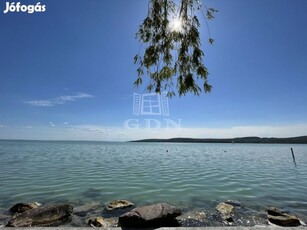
(170, 17, 183, 33)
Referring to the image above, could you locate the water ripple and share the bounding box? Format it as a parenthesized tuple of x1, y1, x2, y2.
(0, 141, 307, 215)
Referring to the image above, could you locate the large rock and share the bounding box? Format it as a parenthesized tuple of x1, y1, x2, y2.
(105, 200, 134, 211)
(267, 207, 301, 227)
(215, 202, 234, 222)
(118, 202, 181, 228)
(9, 202, 41, 214)
(6, 203, 73, 227)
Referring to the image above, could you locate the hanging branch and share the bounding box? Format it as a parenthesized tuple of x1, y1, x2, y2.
(134, 0, 217, 97)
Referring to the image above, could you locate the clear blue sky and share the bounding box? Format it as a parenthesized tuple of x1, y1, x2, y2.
(1, 0, 307, 141)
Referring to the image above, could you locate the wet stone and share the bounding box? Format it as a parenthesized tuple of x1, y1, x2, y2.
(103, 200, 135, 217)
(267, 207, 302, 227)
(179, 202, 268, 227)
(118, 202, 182, 228)
(105, 200, 134, 211)
(216, 202, 234, 222)
(88, 216, 118, 227)
(9, 202, 41, 214)
(6, 203, 73, 227)
(177, 210, 208, 227)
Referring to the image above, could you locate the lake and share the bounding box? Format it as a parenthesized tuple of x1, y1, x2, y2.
(0, 140, 306, 219)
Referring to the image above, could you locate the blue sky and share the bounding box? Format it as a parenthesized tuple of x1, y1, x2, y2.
(0, 0, 307, 141)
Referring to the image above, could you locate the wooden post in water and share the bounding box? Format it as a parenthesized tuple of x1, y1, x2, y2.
(291, 147, 296, 165)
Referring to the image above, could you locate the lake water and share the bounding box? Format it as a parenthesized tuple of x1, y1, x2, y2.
(0, 140, 307, 217)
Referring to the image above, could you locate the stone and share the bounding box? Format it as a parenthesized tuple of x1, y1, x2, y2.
(118, 202, 182, 228)
(88, 217, 118, 227)
(177, 210, 207, 222)
(9, 202, 41, 214)
(6, 203, 73, 227)
(215, 202, 234, 222)
(177, 210, 208, 227)
(193, 211, 207, 221)
(267, 207, 301, 227)
(105, 200, 134, 211)
(74, 202, 101, 217)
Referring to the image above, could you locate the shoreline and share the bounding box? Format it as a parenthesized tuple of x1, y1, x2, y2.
(1, 200, 306, 228)
(131, 136, 307, 144)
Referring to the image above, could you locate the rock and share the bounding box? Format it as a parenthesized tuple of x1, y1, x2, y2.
(177, 204, 268, 227)
(178, 210, 207, 222)
(177, 210, 208, 227)
(118, 202, 181, 228)
(193, 211, 207, 221)
(6, 203, 73, 227)
(215, 202, 234, 222)
(267, 207, 301, 227)
(105, 200, 134, 211)
(9, 202, 41, 214)
(88, 217, 118, 227)
(74, 202, 101, 217)
(103, 200, 135, 217)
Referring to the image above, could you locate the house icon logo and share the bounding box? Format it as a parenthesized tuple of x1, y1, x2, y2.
(133, 92, 169, 116)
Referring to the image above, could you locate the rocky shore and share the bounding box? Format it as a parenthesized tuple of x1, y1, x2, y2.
(0, 200, 306, 228)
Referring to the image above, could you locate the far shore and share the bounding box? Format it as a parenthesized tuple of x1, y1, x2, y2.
(131, 135, 307, 144)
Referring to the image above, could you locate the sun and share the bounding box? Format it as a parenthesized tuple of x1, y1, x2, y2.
(170, 17, 183, 33)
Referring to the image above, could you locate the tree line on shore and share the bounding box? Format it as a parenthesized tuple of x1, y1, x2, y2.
(132, 135, 307, 144)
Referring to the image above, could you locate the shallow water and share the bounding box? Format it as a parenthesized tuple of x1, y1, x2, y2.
(0, 140, 306, 217)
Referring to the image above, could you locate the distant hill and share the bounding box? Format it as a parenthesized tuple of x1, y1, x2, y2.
(131, 136, 307, 144)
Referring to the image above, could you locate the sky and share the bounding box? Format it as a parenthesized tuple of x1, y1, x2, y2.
(0, 0, 307, 141)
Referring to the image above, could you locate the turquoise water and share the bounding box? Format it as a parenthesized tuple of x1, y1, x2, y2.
(0, 140, 306, 215)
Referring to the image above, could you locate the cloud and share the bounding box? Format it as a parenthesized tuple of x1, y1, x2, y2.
(64, 122, 69, 125)
(49, 122, 55, 127)
(74, 126, 111, 135)
(26, 126, 33, 129)
(25, 93, 94, 107)
(88, 128, 109, 134)
(0, 124, 4, 128)
(25, 100, 54, 107)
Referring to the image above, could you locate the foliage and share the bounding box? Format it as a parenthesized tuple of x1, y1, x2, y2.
(134, 0, 217, 97)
